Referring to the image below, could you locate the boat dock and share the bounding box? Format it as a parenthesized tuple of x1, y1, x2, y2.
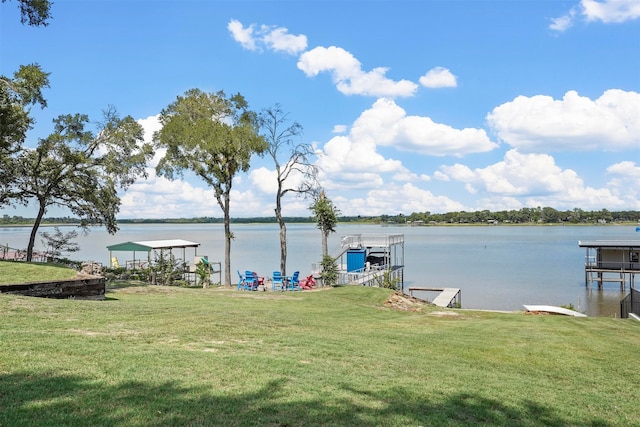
(408, 287, 461, 308)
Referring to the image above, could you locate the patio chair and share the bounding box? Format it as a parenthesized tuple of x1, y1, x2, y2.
(252, 272, 265, 290)
(287, 271, 300, 291)
(237, 270, 245, 290)
(272, 271, 285, 291)
(244, 270, 258, 290)
(300, 274, 315, 290)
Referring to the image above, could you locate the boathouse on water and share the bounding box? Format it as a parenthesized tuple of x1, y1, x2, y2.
(318, 234, 405, 288)
(578, 240, 639, 289)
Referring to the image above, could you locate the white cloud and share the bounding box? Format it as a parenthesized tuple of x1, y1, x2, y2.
(582, 0, 640, 23)
(352, 98, 498, 157)
(332, 124, 347, 133)
(439, 149, 626, 210)
(297, 46, 418, 97)
(228, 19, 307, 55)
(605, 161, 640, 208)
(550, 0, 640, 32)
(334, 183, 464, 216)
(550, 9, 578, 32)
(486, 89, 640, 152)
(137, 114, 164, 168)
(227, 19, 257, 51)
(261, 25, 308, 54)
(419, 67, 458, 88)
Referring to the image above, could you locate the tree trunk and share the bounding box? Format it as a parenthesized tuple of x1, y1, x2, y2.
(321, 228, 329, 258)
(26, 201, 46, 262)
(223, 193, 232, 287)
(275, 191, 287, 276)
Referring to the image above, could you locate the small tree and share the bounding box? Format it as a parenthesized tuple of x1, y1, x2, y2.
(40, 226, 80, 260)
(154, 89, 268, 286)
(259, 104, 317, 275)
(320, 254, 338, 287)
(309, 191, 340, 258)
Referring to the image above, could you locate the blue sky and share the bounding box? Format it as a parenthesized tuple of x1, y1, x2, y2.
(2, 0, 639, 219)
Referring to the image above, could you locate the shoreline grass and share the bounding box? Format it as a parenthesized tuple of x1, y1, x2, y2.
(1, 283, 639, 426)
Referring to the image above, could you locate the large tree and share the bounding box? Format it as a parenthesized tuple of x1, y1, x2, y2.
(0, 64, 50, 206)
(154, 89, 268, 286)
(12, 108, 153, 261)
(259, 104, 317, 276)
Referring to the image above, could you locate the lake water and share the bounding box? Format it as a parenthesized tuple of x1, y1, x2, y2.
(2, 223, 638, 317)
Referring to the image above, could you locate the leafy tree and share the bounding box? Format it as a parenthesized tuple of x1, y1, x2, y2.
(0, 64, 50, 205)
(12, 108, 153, 261)
(259, 104, 317, 276)
(2, 0, 52, 27)
(309, 191, 340, 258)
(154, 89, 268, 286)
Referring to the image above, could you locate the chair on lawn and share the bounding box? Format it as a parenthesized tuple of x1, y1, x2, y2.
(244, 270, 258, 291)
(300, 274, 315, 290)
(237, 270, 245, 290)
(272, 271, 285, 291)
(252, 272, 265, 290)
(286, 271, 300, 291)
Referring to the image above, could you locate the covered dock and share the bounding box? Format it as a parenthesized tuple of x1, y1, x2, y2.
(106, 239, 201, 270)
(578, 240, 639, 290)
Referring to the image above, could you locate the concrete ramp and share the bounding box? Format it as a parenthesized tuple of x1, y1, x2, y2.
(408, 287, 461, 308)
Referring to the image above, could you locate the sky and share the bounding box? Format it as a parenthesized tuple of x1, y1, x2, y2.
(1, 0, 639, 219)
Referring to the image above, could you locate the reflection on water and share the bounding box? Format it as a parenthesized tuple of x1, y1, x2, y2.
(582, 287, 627, 318)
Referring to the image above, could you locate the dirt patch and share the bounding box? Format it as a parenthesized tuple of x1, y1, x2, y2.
(383, 292, 431, 312)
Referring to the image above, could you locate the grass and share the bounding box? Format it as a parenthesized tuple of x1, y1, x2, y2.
(1, 280, 639, 426)
(0, 260, 78, 284)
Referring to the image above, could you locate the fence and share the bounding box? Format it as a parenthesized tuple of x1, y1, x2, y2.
(620, 289, 640, 319)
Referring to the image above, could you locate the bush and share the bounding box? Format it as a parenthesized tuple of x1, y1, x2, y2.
(320, 255, 338, 286)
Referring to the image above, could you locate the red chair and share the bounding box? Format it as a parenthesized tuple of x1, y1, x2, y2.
(300, 275, 315, 290)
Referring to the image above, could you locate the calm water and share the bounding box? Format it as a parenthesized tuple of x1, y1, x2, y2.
(2, 223, 637, 317)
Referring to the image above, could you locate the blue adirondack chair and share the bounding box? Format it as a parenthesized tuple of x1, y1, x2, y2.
(287, 271, 300, 291)
(237, 270, 245, 290)
(272, 271, 285, 291)
(244, 270, 257, 290)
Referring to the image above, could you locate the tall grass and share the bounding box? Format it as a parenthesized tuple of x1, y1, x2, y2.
(1, 284, 638, 426)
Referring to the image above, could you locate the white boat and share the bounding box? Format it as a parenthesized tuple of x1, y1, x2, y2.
(523, 305, 587, 317)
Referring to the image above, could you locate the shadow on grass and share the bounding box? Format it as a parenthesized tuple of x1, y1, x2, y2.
(0, 372, 611, 427)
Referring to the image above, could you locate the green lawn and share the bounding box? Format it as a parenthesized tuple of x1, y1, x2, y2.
(0, 260, 78, 284)
(1, 282, 638, 426)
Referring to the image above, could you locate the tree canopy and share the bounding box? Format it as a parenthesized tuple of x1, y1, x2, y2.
(12, 108, 153, 260)
(154, 88, 268, 286)
(2, 0, 53, 27)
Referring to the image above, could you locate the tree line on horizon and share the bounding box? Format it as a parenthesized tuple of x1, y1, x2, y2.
(3, 207, 639, 226)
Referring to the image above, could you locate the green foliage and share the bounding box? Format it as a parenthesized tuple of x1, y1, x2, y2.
(195, 259, 211, 288)
(149, 251, 184, 286)
(310, 191, 340, 257)
(2, 0, 53, 26)
(373, 268, 400, 290)
(320, 254, 338, 286)
(154, 88, 268, 286)
(8, 109, 152, 261)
